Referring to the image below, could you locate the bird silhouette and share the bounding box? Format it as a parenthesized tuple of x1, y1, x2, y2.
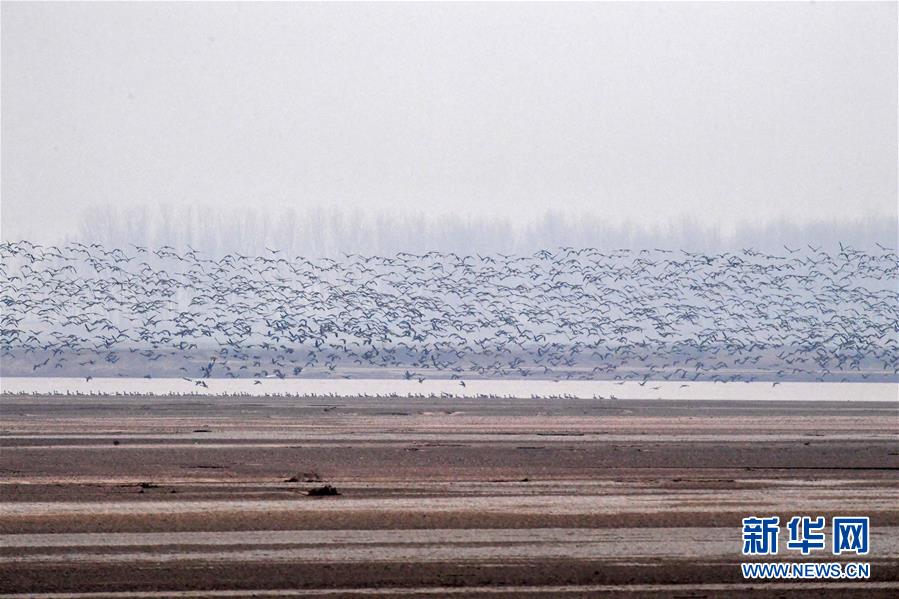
(1, 241, 896, 384)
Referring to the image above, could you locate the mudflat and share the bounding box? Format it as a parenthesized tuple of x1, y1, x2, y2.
(1, 394, 897, 597)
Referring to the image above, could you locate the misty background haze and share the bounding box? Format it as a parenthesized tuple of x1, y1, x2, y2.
(2, 2, 897, 251)
(75, 205, 894, 256)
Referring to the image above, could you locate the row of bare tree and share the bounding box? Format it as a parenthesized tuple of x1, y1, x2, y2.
(69, 204, 896, 256)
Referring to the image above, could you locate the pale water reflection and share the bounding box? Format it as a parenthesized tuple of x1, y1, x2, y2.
(2, 377, 895, 401)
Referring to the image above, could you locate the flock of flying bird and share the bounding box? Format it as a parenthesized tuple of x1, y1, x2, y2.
(2, 240, 897, 385)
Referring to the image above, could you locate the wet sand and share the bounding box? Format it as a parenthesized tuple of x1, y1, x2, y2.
(1, 394, 897, 597)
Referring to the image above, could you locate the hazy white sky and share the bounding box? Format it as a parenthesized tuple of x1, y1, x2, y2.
(2, 2, 896, 242)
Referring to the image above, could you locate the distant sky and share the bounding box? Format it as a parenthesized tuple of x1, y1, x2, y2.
(2, 2, 896, 242)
